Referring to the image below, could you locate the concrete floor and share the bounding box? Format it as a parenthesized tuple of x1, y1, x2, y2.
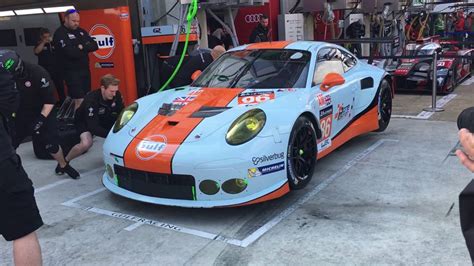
(1, 83, 473, 264)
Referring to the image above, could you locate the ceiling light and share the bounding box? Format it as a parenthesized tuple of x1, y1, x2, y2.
(43, 6, 76, 13)
(0, 11, 15, 17)
(14, 8, 44, 15)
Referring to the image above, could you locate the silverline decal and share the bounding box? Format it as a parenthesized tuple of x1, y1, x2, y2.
(252, 152, 284, 165)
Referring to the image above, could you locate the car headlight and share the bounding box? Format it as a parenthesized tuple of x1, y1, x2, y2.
(226, 109, 266, 145)
(113, 102, 138, 133)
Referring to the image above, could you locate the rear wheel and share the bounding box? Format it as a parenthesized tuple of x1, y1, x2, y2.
(376, 79, 392, 132)
(287, 116, 317, 189)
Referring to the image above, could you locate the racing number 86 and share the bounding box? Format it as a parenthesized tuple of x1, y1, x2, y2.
(320, 116, 332, 140)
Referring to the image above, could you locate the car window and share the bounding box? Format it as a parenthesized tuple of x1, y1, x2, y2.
(192, 49, 311, 89)
(341, 50, 357, 72)
(313, 48, 345, 85)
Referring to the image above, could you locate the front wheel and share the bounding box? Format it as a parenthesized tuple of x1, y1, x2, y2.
(375, 79, 392, 132)
(287, 116, 317, 190)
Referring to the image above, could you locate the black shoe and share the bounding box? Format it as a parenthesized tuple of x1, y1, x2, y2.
(55, 163, 65, 175)
(63, 163, 80, 179)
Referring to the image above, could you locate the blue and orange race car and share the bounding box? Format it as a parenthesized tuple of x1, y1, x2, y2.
(102, 41, 393, 207)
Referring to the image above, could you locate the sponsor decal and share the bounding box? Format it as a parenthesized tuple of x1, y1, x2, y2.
(136, 135, 167, 161)
(172, 89, 202, 106)
(316, 93, 332, 108)
(119, 12, 129, 21)
(94, 62, 114, 68)
(334, 103, 351, 120)
(238, 91, 275, 105)
(90, 24, 115, 59)
(24, 81, 31, 88)
(248, 161, 285, 178)
(67, 33, 76, 39)
(88, 107, 94, 117)
(252, 152, 284, 165)
(318, 106, 333, 152)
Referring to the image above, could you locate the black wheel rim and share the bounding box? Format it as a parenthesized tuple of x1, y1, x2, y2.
(380, 85, 392, 124)
(289, 124, 316, 182)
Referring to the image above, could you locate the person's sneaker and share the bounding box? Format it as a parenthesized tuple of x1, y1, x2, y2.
(63, 163, 80, 179)
(55, 163, 65, 175)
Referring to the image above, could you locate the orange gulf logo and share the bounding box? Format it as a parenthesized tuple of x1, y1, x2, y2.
(89, 24, 115, 59)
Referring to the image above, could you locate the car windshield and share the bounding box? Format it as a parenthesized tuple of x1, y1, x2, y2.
(192, 49, 311, 88)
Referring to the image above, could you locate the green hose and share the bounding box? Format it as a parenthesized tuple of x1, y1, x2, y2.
(158, 0, 198, 92)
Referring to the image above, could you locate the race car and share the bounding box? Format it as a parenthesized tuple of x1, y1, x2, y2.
(102, 41, 393, 208)
(391, 37, 473, 94)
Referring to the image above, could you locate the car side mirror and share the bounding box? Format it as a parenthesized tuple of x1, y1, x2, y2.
(320, 73, 345, 91)
(191, 70, 202, 81)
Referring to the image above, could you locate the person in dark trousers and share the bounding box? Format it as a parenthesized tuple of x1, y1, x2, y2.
(53, 9, 98, 109)
(249, 14, 270, 43)
(456, 106, 474, 262)
(63, 74, 124, 165)
(171, 45, 226, 87)
(0, 57, 43, 265)
(0, 50, 79, 179)
(34, 27, 65, 103)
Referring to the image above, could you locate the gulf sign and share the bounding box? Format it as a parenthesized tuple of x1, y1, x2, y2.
(90, 24, 115, 59)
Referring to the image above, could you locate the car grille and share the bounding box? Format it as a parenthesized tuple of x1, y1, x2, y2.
(114, 165, 195, 200)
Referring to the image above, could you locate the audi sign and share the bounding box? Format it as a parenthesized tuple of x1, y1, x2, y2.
(244, 13, 263, 24)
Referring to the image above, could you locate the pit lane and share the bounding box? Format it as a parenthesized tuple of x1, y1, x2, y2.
(1, 86, 472, 264)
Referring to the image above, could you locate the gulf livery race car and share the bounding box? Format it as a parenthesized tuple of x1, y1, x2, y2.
(102, 41, 393, 208)
(391, 38, 473, 94)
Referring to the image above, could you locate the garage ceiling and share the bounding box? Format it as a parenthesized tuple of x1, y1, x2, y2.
(0, 0, 129, 12)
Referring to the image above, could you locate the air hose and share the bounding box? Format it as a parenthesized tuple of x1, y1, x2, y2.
(158, 0, 198, 92)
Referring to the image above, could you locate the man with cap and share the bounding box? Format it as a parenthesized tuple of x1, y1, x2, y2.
(0, 49, 79, 179)
(53, 9, 98, 109)
(0, 52, 43, 265)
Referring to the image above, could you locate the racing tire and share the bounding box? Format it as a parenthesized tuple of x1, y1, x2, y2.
(287, 116, 317, 190)
(445, 71, 457, 94)
(375, 79, 392, 132)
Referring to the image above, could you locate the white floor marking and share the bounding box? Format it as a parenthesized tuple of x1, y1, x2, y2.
(60, 139, 396, 247)
(461, 76, 474, 86)
(35, 167, 103, 195)
(393, 94, 457, 120)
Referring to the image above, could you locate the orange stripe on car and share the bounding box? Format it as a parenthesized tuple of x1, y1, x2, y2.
(124, 88, 244, 174)
(246, 41, 293, 50)
(317, 106, 379, 159)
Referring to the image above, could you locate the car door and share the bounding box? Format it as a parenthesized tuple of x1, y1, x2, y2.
(312, 47, 357, 152)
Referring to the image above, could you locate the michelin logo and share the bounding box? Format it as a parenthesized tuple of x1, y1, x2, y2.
(248, 161, 285, 178)
(252, 152, 284, 165)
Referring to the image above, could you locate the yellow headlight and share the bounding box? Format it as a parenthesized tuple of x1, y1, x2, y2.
(226, 109, 266, 145)
(113, 102, 138, 133)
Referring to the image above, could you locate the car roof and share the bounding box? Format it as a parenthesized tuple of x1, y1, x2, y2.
(228, 41, 328, 52)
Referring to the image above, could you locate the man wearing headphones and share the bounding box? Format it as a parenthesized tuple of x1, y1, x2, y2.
(0, 50, 79, 179)
(0, 55, 43, 265)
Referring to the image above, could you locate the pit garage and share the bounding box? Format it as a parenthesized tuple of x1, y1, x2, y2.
(1, 0, 474, 264)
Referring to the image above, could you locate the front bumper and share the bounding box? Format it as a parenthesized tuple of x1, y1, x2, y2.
(102, 173, 288, 208)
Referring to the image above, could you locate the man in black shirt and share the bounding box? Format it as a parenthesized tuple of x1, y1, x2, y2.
(34, 27, 65, 103)
(64, 74, 124, 165)
(249, 14, 270, 43)
(53, 9, 98, 109)
(171, 45, 226, 87)
(0, 50, 79, 179)
(0, 58, 43, 265)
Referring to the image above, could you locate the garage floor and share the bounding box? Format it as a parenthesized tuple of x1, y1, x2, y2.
(1, 82, 473, 264)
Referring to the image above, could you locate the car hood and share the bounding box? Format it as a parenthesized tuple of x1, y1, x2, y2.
(125, 87, 299, 143)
